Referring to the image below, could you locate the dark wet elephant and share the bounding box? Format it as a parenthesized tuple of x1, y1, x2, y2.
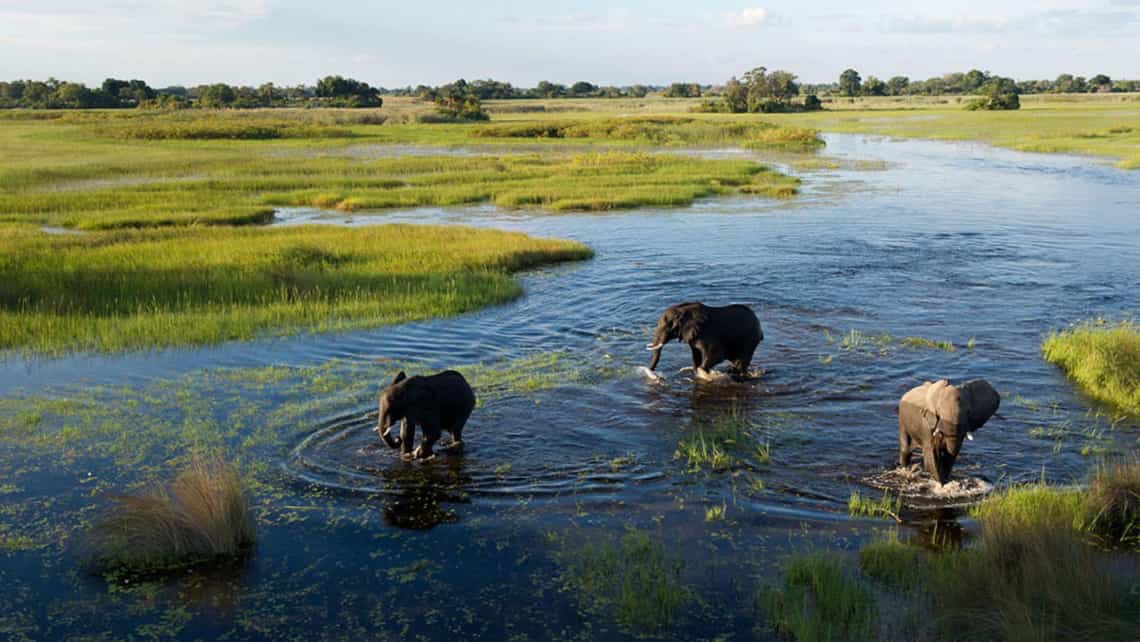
(646, 302, 763, 376)
(898, 379, 1000, 484)
(377, 370, 476, 460)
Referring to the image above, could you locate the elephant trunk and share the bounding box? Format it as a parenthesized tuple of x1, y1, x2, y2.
(646, 327, 670, 371)
(378, 418, 401, 449)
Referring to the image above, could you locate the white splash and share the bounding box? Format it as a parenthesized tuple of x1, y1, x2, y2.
(863, 466, 993, 508)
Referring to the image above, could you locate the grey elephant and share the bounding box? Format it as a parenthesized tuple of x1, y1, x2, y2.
(898, 379, 1000, 484)
(377, 370, 476, 461)
(646, 302, 763, 377)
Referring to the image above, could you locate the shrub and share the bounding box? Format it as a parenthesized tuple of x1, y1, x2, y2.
(86, 456, 255, 572)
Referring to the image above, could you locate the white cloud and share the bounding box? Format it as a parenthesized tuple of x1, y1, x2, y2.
(727, 8, 769, 27)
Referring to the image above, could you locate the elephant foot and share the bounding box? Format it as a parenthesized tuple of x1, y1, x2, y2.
(442, 440, 464, 453)
(678, 366, 694, 373)
(401, 451, 415, 461)
(412, 446, 436, 461)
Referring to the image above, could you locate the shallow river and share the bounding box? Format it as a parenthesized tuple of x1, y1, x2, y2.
(1, 134, 1137, 640)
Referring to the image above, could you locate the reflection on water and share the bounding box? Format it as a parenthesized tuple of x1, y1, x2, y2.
(2, 134, 1139, 639)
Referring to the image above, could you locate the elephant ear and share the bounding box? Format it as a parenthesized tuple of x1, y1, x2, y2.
(392, 371, 407, 385)
(678, 307, 704, 343)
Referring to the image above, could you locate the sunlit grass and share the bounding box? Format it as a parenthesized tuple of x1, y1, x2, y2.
(0, 110, 804, 229)
(674, 406, 775, 472)
(86, 456, 254, 573)
(0, 224, 591, 355)
(1042, 320, 1140, 417)
(758, 552, 878, 642)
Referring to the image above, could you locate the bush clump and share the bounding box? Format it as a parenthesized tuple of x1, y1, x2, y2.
(87, 456, 255, 572)
(1042, 319, 1140, 418)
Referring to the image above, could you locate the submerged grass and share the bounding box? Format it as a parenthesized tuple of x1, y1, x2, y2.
(1042, 319, 1140, 418)
(0, 224, 591, 355)
(86, 456, 254, 573)
(557, 530, 692, 636)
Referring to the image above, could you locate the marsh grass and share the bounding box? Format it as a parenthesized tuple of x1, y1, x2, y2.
(103, 119, 356, 140)
(848, 492, 902, 523)
(758, 553, 878, 642)
(705, 503, 727, 522)
(559, 530, 692, 636)
(857, 536, 926, 592)
(470, 115, 823, 150)
(899, 336, 956, 352)
(87, 456, 254, 573)
(1042, 320, 1140, 417)
(0, 224, 591, 354)
(1085, 458, 1140, 547)
(932, 480, 1139, 642)
(674, 406, 774, 472)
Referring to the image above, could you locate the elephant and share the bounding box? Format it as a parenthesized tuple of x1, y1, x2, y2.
(897, 379, 1000, 484)
(377, 370, 476, 461)
(646, 302, 763, 377)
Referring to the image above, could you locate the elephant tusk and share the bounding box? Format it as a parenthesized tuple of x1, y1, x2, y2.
(646, 343, 664, 351)
(966, 433, 974, 441)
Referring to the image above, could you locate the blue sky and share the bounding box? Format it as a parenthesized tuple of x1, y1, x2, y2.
(1, 1, 1138, 87)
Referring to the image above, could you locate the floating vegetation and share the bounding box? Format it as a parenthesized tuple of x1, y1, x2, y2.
(674, 406, 778, 472)
(556, 530, 692, 636)
(705, 503, 727, 522)
(85, 456, 255, 573)
(898, 336, 956, 352)
(1042, 319, 1140, 418)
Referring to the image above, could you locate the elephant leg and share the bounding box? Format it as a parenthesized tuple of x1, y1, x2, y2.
(922, 443, 945, 484)
(898, 429, 911, 468)
(399, 418, 415, 459)
(442, 409, 471, 453)
(690, 345, 703, 371)
(731, 346, 756, 375)
(414, 420, 442, 460)
(700, 347, 723, 373)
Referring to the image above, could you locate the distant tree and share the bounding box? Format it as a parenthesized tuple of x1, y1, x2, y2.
(862, 76, 887, 96)
(434, 78, 489, 120)
(886, 76, 909, 96)
(960, 69, 990, 93)
(966, 76, 1020, 110)
(1089, 74, 1112, 92)
(627, 84, 649, 98)
(569, 81, 597, 96)
(663, 82, 701, 98)
(195, 83, 237, 108)
(315, 75, 382, 107)
(722, 77, 748, 113)
(534, 81, 566, 98)
(838, 69, 861, 97)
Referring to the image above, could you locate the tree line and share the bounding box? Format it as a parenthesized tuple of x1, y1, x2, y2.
(820, 69, 1132, 98)
(0, 76, 382, 109)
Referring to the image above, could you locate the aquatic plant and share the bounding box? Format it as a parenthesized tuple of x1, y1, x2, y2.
(847, 492, 902, 523)
(86, 456, 255, 572)
(1042, 319, 1140, 418)
(705, 503, 727, 522)
(898, 336, 956, 352)
(758, 552, 878, 642)
(559, 530, 692, 636)
(674, 406, 775, 472)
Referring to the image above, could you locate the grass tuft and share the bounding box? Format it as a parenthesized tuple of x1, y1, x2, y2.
(759, 552, 878, 642)
(86, 456, 254, 573)
(857, 537, 926, 591)
(848, 491, 902, 523)
(1085, 458, 1140, 547)
(1042, 320, 1140, 417)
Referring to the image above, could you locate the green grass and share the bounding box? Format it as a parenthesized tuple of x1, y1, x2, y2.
(758, 552, 878, 642)
(764, 98, 1140, 169)
(847, 492, 902, 522)
(0, 109, 804, 229)
(1042, 320, 1140, 417)
(0, 224, 591, 355)
(899, 336, 956, 352)
(558, 530, 692, 636)
(674, 406, 774, 472)
(857, 537, 926, 592)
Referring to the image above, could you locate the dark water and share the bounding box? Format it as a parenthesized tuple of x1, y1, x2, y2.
(1, 135, 1137, 640)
